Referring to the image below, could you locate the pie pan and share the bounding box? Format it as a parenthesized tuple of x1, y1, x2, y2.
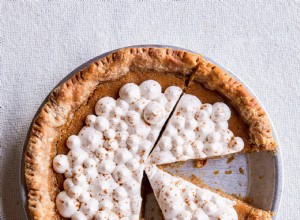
(20, 45, 283, 219)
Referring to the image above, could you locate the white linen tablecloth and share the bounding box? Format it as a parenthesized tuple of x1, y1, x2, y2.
(1, 1, 300, 219)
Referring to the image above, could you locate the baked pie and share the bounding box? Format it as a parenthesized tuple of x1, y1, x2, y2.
(24, 47, 276, 220)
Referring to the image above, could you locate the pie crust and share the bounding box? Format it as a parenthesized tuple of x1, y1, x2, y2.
(24, 47, 276, 219)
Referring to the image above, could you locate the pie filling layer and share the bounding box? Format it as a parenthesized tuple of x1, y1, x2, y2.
(51, 79, 267, 220)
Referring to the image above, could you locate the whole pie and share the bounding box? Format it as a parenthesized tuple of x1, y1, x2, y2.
(24, 47, 276, 220)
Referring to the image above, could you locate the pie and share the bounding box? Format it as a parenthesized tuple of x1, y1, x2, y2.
(24, 47, 276, 220)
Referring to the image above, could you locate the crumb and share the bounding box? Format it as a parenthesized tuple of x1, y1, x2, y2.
(259, 175, 264, 179)
(226, 155, 235, 164)
(213, 170, 219, 175)
(225, 170, 232, 175)
(239, 167, 245, 174)
(195, 159, 208, 168)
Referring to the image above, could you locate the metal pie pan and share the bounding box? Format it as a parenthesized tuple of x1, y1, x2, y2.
(20, 45, 283, 219)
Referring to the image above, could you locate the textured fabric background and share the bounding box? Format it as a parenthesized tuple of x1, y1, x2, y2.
(1, 1, 300, 219)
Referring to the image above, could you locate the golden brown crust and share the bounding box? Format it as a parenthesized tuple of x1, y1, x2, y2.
(193, 57, 276, 150)
(24, 47, 200, 219)
(24, 47, 276, 219)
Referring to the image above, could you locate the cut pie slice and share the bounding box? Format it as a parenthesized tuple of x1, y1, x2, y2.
(145, 164, 272, 220)
(149, 93, 245, 165)
(150, 57, 276, 165)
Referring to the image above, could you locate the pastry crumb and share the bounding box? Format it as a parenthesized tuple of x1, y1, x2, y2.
(225, 170, 232, 175)
(226, 155, 235, 164)
(239, 167, 245, 174)
(195, 159, 208, 168)
(213, 170, 219, 175)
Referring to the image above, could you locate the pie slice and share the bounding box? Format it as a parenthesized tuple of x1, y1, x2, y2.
(145, 164, 272, 220)
(149, 93, 245, 165)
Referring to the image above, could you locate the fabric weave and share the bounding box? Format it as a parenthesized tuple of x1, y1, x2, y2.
(1, 1, 300, 219)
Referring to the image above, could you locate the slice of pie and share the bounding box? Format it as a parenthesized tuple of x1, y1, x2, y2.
(145, 164, 272, 220)
(24, 47, 276, 219)
(149, 93, 245, 165)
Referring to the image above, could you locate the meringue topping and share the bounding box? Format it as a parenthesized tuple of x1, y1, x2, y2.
(53, 80, 182, 219)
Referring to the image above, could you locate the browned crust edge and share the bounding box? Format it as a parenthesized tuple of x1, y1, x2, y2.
(24, 47, 276, 219)
(24, 47, 200, 219)
(193, 58, 277, 150)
